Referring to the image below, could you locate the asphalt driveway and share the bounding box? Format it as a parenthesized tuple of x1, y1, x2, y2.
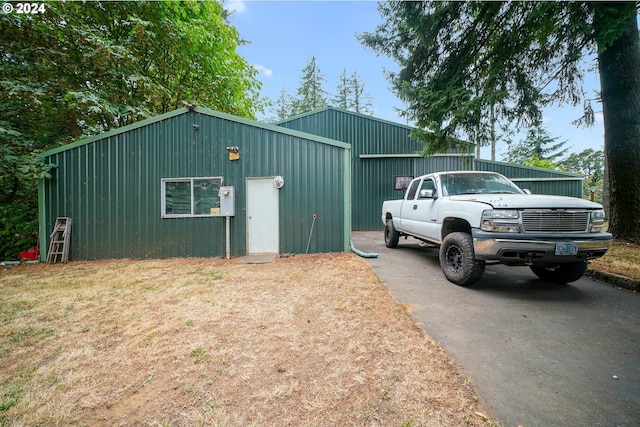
(352, 231, 640, 427)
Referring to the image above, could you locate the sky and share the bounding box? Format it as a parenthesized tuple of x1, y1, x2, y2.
(226, 0, 605, 162)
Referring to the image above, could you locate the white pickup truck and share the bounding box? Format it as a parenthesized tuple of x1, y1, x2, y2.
(382, 171, 612, 286)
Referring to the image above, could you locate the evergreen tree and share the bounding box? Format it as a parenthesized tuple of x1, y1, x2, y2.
(333, 69, 352, 110)
(268, 60, 375, 119)
(350, 71, 374, 115)
(505, 126, 570, 166)
(291, 56, 328, 115)
(272, 88, 293, 122)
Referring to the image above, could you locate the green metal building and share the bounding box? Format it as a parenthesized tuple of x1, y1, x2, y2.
(39, 106, 584, 260)
(277, 107, 584, 230)
(39, 107, 351, 261)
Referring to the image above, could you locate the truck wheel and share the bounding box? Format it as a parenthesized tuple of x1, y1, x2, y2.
(384, 220, 400, 248)
(439, 232, 485, 286)
(530, 262, 588, 284)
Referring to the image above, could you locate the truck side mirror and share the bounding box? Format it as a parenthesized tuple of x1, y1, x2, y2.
(419, 189, 437, 199)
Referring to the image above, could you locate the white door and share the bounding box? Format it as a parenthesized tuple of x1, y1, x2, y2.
(246, 178, 279, 254)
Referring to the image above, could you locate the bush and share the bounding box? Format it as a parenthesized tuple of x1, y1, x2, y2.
(0, 199, 39, 261)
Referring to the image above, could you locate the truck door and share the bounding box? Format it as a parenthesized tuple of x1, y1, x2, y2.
(404, 178, 440, 241)
(399, 178, 421, 233)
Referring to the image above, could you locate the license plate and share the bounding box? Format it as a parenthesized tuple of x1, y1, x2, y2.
(555, 242, 578, 256)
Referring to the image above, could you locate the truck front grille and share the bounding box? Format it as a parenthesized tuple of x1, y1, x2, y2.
(521, 210, 589, 233)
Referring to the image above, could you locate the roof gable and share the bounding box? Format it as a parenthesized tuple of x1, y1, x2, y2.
(277, 106, 417, 132)
(40, 107, 349, 158)
(276, 107, 479, 156)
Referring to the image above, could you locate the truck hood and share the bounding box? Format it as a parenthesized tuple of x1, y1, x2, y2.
(448, 194, 603, 209)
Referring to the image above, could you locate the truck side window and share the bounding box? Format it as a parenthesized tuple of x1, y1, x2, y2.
(406, 179, 421, 200)
(420, 179, 435, 192)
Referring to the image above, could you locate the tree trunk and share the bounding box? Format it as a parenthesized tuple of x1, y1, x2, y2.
(594, 3, 640, 243)
(490, 101, 496, 161)
(602, 150, 610, 218)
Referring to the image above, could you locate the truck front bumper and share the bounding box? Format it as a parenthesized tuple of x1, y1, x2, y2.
(472, 229, 613, 264)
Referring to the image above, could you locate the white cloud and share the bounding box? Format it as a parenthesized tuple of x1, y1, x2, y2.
(254, 64, 273, 78)
(224, 0, 246, 14)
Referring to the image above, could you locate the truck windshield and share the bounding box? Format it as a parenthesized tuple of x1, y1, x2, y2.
(441, 173, 523, 196)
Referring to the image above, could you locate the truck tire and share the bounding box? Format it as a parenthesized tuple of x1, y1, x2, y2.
(530, 262, 588, 284)
(439, 232, 485, 286)
(384, 220, 400, 248)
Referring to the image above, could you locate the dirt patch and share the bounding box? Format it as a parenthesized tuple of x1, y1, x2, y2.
(1, 253, 496, 426)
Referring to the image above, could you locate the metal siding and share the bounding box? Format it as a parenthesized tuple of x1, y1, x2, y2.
(275, 134, 346, 254)
(413, 156, 474, 175)
(280, 109, 485, 230)
(279, 108, 424, 156)
(279, 108, 423, 230)
(474, 158, 578, 179)
(474, 159, 583, 197)
(279, 108, 586, 231)
(353, 158, 414, 230)
(41, 111, 347, 260)
(509, 180, 583, 198)
(282, 110, 475, 230)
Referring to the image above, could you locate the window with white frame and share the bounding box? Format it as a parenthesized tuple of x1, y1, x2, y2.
(161, 177, 224, 217)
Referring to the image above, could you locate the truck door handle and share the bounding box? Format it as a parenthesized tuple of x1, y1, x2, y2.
(413, 204, 418, 210)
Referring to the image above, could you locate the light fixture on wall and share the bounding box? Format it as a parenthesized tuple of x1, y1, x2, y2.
(226, 146, 240, 161)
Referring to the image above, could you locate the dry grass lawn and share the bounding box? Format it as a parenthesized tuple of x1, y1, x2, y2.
(0, 253, 497, 426)
(589, 239, 640, 280)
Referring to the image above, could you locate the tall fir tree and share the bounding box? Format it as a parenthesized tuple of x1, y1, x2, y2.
(291, 56, 328, 115)
(333, 69, 374, 114)
(333, 69, 352, 110)
(350, 71, 374, 115)
(505, 126, 570, 166)
(272, 88, 293, 121)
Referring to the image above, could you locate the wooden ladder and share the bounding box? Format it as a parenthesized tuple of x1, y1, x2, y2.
(47, 217, 72, 263)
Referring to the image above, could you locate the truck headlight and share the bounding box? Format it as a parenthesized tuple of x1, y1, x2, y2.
(480, 210, 521, 233)
(589, 210, 606, 232)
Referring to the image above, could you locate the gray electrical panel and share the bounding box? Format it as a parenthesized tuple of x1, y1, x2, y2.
(219, 186, 235, 216)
